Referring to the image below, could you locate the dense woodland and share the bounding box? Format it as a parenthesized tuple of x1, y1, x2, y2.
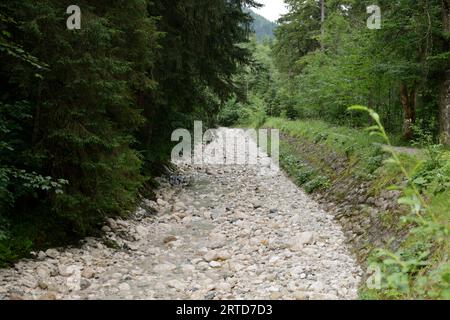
(224, 0, 450, 146)
(0, 0, 260, 265)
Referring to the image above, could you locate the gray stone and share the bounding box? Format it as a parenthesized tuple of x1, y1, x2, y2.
(203, 251, 217, 262)
(80, 279, 91, 290)
(45, 249, 59, 259)
(36, 267, 50, 279)
(167, 280, 185, 291)
(37, 251, 47, 261)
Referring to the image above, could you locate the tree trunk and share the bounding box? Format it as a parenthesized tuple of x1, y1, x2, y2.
(320, 0, 325, 51)
(440, 72, 450, 145)
(440, 0, 450, 145)
(400, 83, 417, 141)
(32, 80, 43, 144)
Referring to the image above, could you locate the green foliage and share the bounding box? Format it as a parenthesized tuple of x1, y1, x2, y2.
(412, 147, 450, 195)
(304, 175, 331, 194)
(264, 110, 448, 299)
(350, 106, 449, 300)
(271, 0, 448, 141)
(217, 96, 246, 127)
(280, 147, 331, 194)
(265, 117, 390, 178)
(0, 0, 258, 265)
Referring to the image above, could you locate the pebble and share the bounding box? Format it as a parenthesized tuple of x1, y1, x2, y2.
(45, 249, 59, 259)
(80, 279, 91, 290)
(270, 292, 282, 300)
(38, 292, 57, 300)
(81, 267, 95, 279)
(167, 280, 185, 291)
(118, 283, 131, 291)
(209, 261, 222, 268)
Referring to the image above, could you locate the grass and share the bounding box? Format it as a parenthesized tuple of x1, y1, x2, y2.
(265, 117, 420, 187)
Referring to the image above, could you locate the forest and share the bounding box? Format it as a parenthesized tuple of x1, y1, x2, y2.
(0, 0, 449, 300)
(224, 0, 450, 144)
(0, 0, 259, 265)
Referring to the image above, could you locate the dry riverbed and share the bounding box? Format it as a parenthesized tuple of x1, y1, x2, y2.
(0, 129, 362, 300)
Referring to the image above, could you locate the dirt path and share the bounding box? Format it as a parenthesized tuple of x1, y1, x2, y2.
(0, 129, 361, 300)
(379, 144, 422, 156)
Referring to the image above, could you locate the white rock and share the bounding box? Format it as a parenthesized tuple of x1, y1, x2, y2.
(58, 265, 78, 277)
(36, 267, 50, 279)
(167, 280, 185, 290)
(106, 218, 118, 229)
(289, 232, 315, 251)
(216, 282, 232, 292)
(182, 216, 192, 224)
(208, 234, 227, 249)
(216, 250, 231, 261)
(209, 261, 221, 268)
(203, 251, 218, 262)
(37, 251, 46, 260)
(45, 249, 59, 259)
(157, 198, 166, 206)
(135, 225, 148, 238)
(116, 219, 129, 228)
(118, 283, 131, 291)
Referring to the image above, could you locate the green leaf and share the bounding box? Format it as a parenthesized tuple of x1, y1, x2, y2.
(348, 105, 369, 112)
(413, 177, 427, 186)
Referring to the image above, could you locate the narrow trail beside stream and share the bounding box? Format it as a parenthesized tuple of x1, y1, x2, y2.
(0, 128, 362, 300)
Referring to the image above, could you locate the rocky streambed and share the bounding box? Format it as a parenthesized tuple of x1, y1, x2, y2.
(0, 129, 362, 300)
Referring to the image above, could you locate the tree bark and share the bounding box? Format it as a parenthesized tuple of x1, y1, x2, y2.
(320, 0, 325, 51)
(440, 72, 450, 145)
(32, 80, 43, 144)
(440, 0, 450, 145)
(400, 83, 417, 141)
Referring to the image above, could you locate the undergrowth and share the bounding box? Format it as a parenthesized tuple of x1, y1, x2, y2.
(348, 106, 449, 300)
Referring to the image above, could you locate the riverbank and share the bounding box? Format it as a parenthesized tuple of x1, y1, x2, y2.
(263, 117, 449, 299)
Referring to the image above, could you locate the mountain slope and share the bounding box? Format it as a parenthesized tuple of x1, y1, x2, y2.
(249, 10, 277, 42)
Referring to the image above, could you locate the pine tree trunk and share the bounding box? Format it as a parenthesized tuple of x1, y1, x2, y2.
(400, 83, 417, 141)
(320, 0, 325, 51)
(440, 73, 450, 146)
(440, 0, 450, 145)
